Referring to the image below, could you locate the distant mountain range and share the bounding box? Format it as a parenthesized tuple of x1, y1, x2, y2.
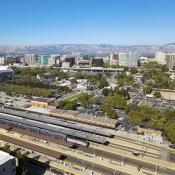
(0, 43, 175, 55)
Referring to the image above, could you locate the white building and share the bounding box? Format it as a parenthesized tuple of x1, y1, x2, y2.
(109, 54, 119, 66)
(139, 57, 148, 65)
(76, 79, 88, 90)
(166, 53, 175, 70)
(155, 52, 166, 65)
(48, 57, 56, 66)
(24, 54, 36, 65)
(59, 79, 71, 87)
(118, 52, 138, 68)
(0, 66, 14, 80)
(0, 57, 5, 65)
(0, 150, 16, 175)
(62, 62, 70, 68)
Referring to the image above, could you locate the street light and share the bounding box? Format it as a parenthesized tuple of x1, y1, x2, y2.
(121, 155, 124, 167)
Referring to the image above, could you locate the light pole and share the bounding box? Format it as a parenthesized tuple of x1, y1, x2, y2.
(155, 164, 159, 175)
(121, 155, 124, 167)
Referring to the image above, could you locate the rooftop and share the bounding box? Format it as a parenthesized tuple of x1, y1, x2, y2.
(0, 66, 13, 72)
(31, 98, 54, 104)
(0, 150, 14, 165)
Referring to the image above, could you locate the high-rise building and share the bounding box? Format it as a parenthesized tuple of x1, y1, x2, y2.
(155, 52, 166, 65)
(91, 57, 104, 67)
(0, 57, 5, 65)
(64, 57, 75, 67)
(24, 54, 36, 65)
(118, 52, 138, 67)
(166, 53, 175, 70)
(48, 57, 56, 66)
(38, 55, 49, 65)
(109, 54, 119, 66)
(0, 150, 16, 175)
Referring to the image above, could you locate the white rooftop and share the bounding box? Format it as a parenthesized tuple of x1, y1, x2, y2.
(0, 150, 14, 165)
(0, 66, 13, 71)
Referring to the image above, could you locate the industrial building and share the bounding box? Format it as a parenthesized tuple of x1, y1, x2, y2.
(0, 150, 16, 175)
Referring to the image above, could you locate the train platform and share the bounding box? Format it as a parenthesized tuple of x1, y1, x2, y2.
(0, 127, 164, 175)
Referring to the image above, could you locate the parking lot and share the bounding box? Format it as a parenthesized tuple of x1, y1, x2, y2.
(0, 91, 31, 109)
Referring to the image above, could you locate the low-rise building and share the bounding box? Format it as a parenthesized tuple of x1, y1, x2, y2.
(0, 150, 16, 175)
(31, 98, 56, 109)
(0, 66, 14, 80)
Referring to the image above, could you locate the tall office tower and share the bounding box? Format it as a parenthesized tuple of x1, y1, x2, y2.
(118, 52, 138, 68)
(91, 57, 104, 67)
(155, 52, 166, 65)
(109, 53, 119, 66)
(0, 150, 16, 175)
(48, 57, 56, 66)
(71, 52, 81, 65)
(102, 55, 110, 64)
(64, 57, 75, 67)
(166, 53, 175, 70)
(38, 55, 49, 65)
(24, 54, 36, 65)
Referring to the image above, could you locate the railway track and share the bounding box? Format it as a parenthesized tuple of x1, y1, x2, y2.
(0, 108, 113, 137)
(0, 110, 109, 145)
(0, 133, 127, 175)
(0, 121, 175, 174)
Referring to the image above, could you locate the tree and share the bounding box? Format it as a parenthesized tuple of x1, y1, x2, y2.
(130, 67, 137, 74)
(116, 89, 130, 100)
(99, 76, 109, 88)
(154, 92, 161, 98)
(165, 124, 175, 144)
(1, 145, 10, 153)
(102, 88, 112, 96)
(58, 100, 77, 110)
(144, 86, 152, 94)
(78, 93, 92, 109)
(101, 94, 126, 119)
(127, 106, 163, 127)
(133, 83, 140, 89)
(164, 109, 175, 121)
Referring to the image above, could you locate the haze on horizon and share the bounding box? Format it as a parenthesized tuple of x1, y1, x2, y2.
(0, 0, 175, 45)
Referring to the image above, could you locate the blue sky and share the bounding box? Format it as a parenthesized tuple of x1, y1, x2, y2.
(0, 0, 175, 45)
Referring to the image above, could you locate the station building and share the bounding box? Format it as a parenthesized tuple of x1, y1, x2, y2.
(31, 98, 56, 109)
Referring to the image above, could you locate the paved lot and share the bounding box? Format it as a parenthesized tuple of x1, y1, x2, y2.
(0, 91, 31, 109)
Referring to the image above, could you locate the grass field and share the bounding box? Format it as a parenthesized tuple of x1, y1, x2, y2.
(63, 92, 83, 101)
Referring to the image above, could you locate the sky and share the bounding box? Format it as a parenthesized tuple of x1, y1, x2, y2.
(0, 0, 175, 45)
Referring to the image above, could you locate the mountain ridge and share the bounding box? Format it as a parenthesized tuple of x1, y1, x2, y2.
(0, 43, 175, 55)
